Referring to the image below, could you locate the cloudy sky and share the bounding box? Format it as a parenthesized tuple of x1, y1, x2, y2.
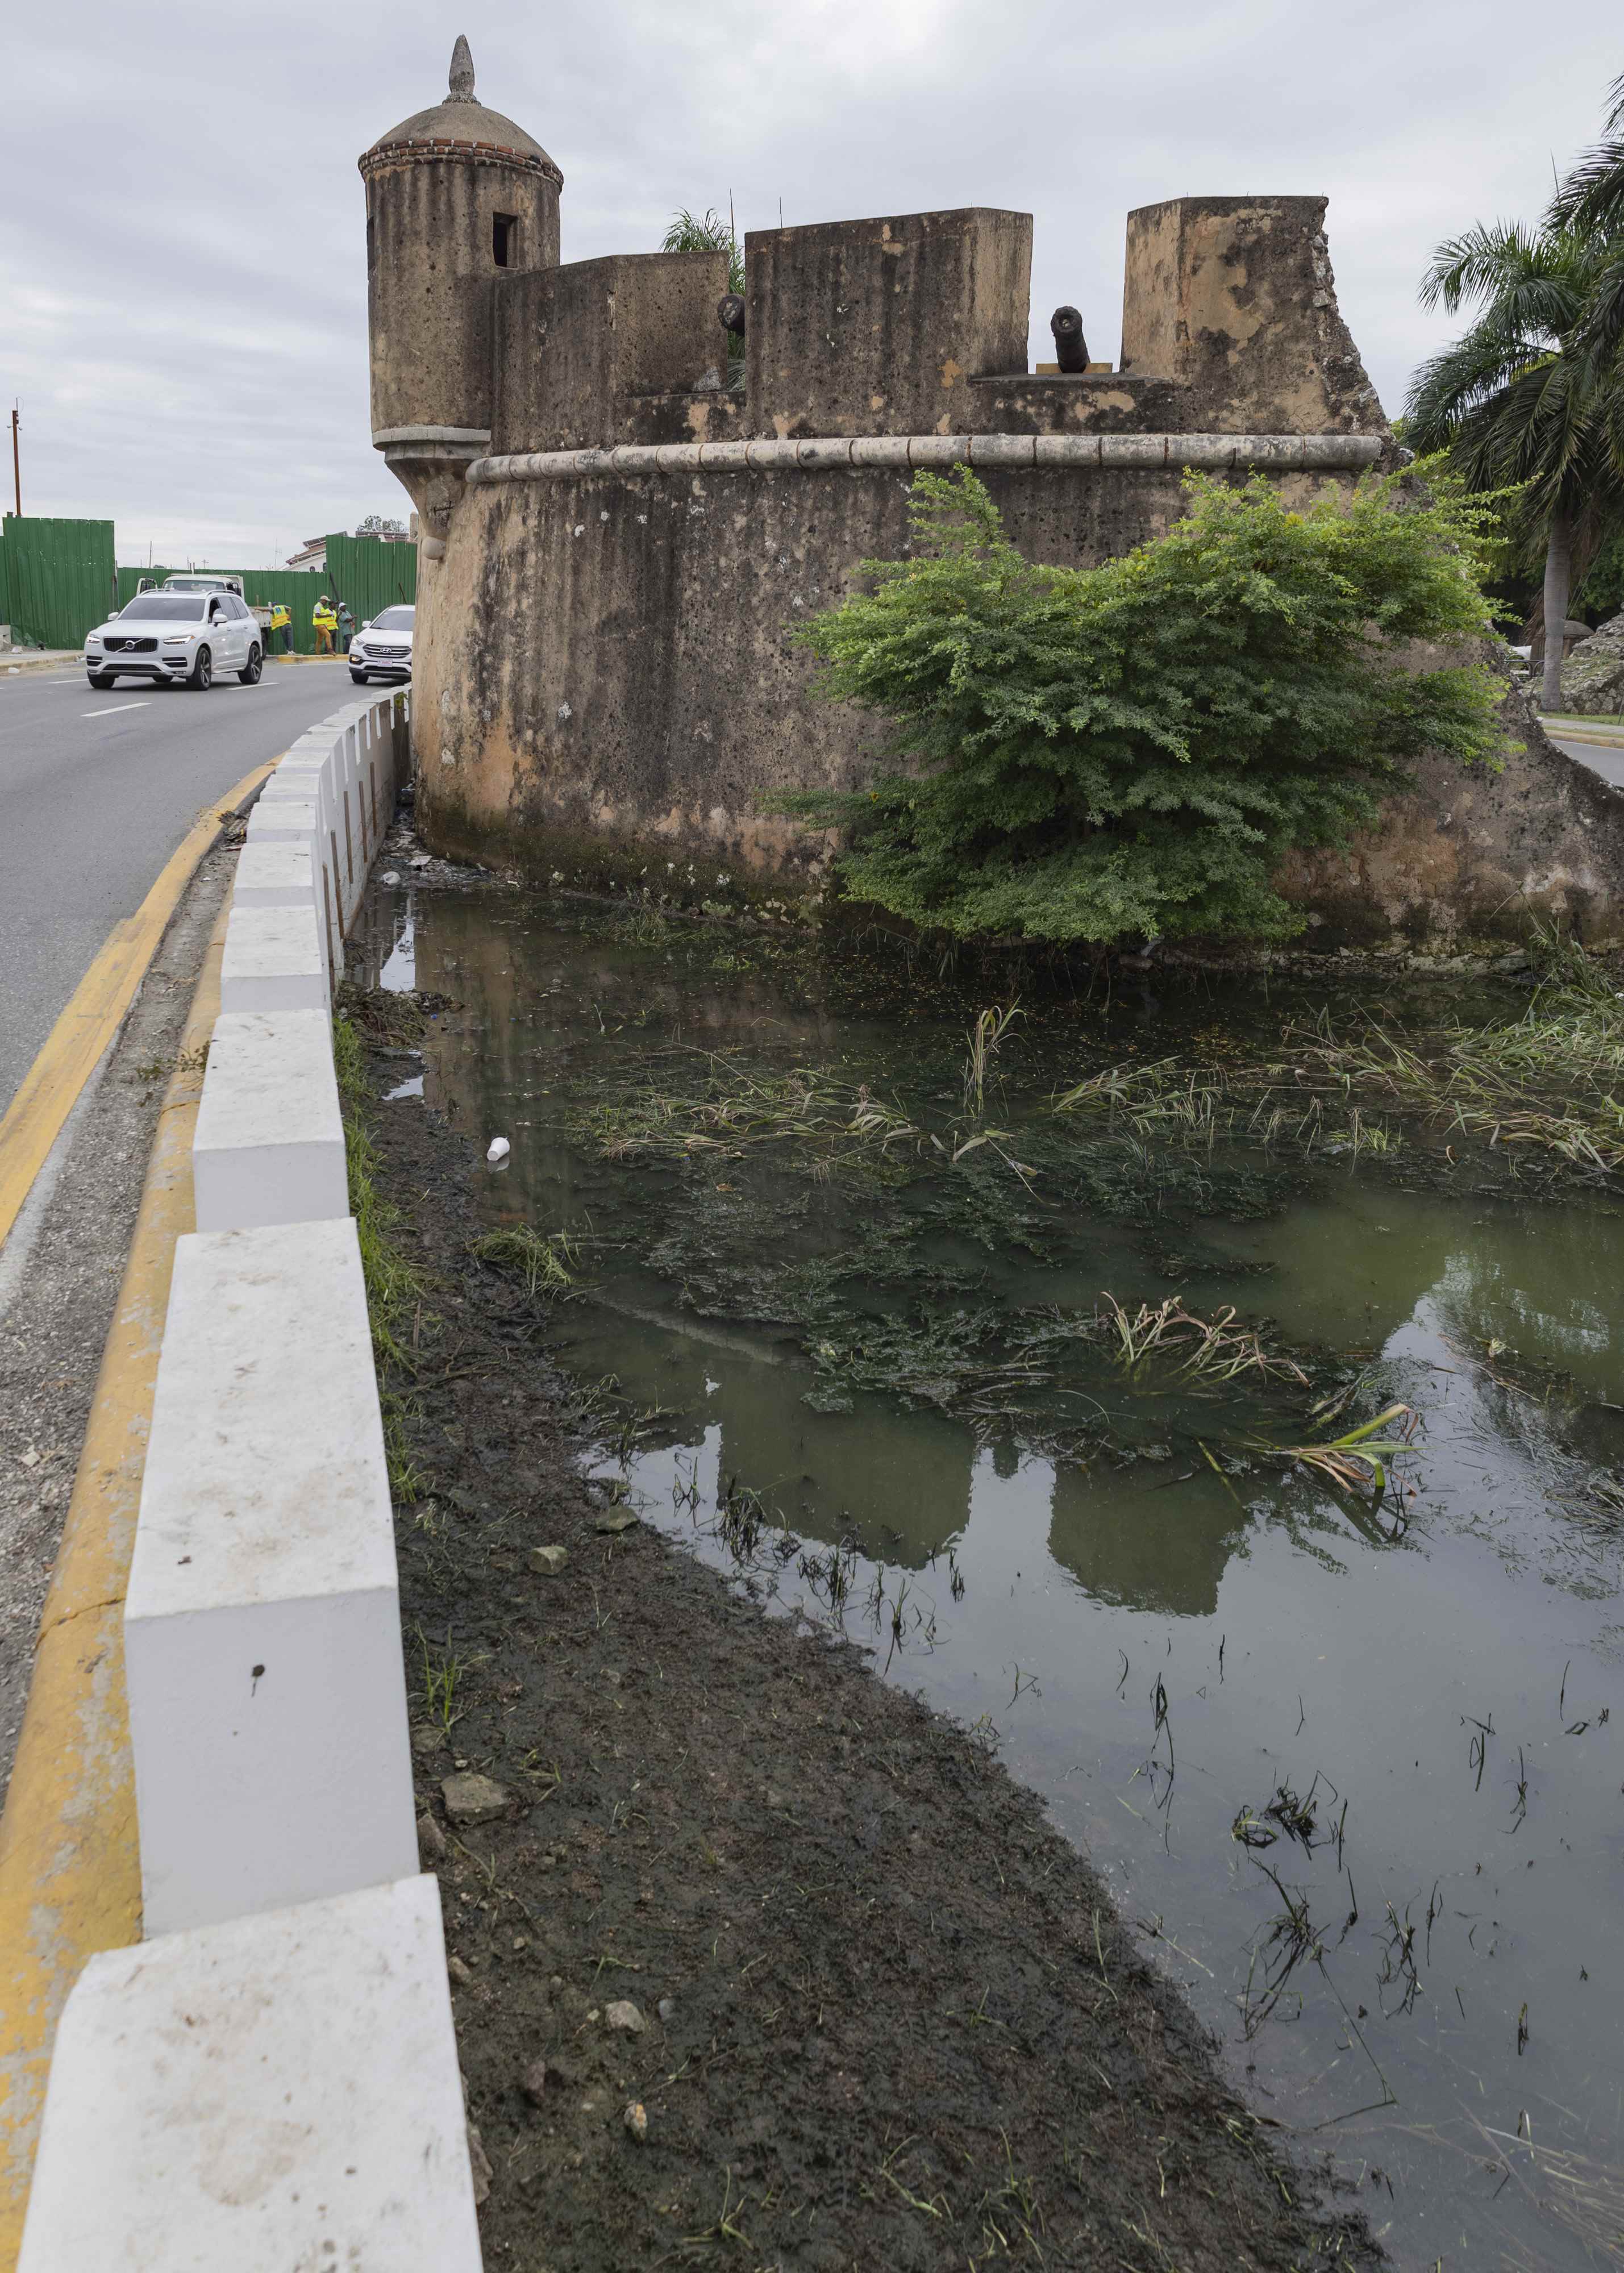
(3, 3, 1618, 567)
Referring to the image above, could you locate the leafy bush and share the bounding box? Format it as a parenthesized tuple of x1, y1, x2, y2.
(768, 467, 1508, 946)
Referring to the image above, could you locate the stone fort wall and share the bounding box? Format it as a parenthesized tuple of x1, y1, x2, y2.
(372, 161, 1624, 946)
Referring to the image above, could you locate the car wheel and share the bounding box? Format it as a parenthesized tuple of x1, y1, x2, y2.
(239, 643, 263, 686)
(88, 672, 115, 689)
(349, 670, 369, 685)
(188, 646, 213, 691)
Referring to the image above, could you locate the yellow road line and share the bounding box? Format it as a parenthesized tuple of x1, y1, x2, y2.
(0, 763, 273, 2263)
(0, 763, 274, 1259)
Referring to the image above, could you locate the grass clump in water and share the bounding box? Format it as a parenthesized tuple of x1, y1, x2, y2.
(471, 1225, 578, 1301)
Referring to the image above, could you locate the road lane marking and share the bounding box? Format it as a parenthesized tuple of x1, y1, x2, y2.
(81, 702, 149, 719)
(0, 753, 280, 1259)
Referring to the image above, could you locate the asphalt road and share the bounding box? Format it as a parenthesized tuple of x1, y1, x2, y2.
(0, 659, 363, 1115)
(1548, 735, 1624, 791)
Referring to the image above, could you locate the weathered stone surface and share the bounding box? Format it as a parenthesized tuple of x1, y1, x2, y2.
(1120, 196, 1386, 436)
(493, 252, 731, 455)
(604, 2000, 646, 2033)
(743, 208, 1031, 440)
(528, 1542, 568, 1575)
(1560, 613, 1624, 715)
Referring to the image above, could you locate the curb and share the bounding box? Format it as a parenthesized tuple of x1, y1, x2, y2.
(0, 655, 80, 678)
(0, 767, 276, 1261)
(0, 897, 228, 2262)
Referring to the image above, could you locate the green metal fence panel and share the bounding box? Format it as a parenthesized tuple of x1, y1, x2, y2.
(1, 516, 118, 649)
(323, 534, 418, 628)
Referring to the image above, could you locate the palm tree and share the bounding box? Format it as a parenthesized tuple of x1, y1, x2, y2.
(1548, 71, 1624, 473)
(660, 206, 744, 299)
(1404, 221, 1623, 710)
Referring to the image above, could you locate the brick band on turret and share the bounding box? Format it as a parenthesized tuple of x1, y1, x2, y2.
(358, 138, 561, 186)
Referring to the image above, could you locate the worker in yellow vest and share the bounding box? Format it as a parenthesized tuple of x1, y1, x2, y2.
(313, 597, 338, 655)
(269, 601, 292, 655)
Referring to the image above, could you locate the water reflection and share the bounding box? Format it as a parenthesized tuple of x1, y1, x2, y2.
(357, 882, 1624, 2273)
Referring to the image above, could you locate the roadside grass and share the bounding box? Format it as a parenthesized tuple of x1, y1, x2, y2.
(333, 1008, 432, 1499)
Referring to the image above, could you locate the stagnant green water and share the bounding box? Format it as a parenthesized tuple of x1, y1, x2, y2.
(359, 882, 1624, 2272)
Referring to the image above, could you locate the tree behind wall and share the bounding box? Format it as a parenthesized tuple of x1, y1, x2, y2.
(1404, 218, 1624, 713)
(767, 468, 1506, 949)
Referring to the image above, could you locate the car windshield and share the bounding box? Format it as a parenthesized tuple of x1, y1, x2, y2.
(119, 597, 206, 621)
(372, 607, 415, 630)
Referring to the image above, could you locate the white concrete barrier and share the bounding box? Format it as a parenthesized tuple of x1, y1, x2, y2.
(220, 900, 328, 1013)
(191, 1009, 347, 1232)
(246, 795, 319, 846)
(18, 1875, 482, 2272)
(126, 1216, 418, 1935)
(231, 839, 317, 913)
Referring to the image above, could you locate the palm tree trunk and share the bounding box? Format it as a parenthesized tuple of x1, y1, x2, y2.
(1542, 507, 1572, 712)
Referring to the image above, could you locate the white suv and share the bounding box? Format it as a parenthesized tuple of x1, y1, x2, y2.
(84, 592, 264, 692)
(349, 604, 414, 685)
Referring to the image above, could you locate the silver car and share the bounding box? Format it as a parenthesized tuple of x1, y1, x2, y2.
(84, 592, 264, 691)
(349, 604, 415, 685)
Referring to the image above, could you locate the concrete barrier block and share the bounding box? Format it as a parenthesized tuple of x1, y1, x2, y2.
(231, 840, 317, 912)
(192, 1010, 346, 1234)
(18, 1875, 482, 2272)
(126, 1218, 417, 1934)
(220, 900, 328, 1017)
(247, 797, 318, 845)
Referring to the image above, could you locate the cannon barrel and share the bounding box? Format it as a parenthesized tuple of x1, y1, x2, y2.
(1049, 305, 1089, 373)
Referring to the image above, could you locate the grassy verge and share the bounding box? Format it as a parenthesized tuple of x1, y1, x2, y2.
(332, 1006, 430, 1500)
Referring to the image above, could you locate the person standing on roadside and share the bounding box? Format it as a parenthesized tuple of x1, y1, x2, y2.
(313, 596, 337, 655)
(269, 600, 292, 655)
(336, 599, 355, 652)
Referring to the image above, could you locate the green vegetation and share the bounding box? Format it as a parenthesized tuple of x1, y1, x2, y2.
(332, 1009, 428, 1367)
(1406, 69, 1624, 706)
(768, 467, 1505, 948)
(470, 1225, 578, 1300)
(660, 206, 743, 382)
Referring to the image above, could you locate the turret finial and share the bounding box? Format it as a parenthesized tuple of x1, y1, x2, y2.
(447, 35, 476, 102)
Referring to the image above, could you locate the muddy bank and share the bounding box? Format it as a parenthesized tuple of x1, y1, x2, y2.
(364, 1027, 1379, 2271)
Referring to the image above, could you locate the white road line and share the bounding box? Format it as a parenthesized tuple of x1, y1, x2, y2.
(82, 702, 151, 719)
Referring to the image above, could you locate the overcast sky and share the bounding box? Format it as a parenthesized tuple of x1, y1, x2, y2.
(3, 4, 1618, 567)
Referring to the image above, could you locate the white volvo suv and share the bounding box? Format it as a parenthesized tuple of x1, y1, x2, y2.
(84, 592, 264, 691)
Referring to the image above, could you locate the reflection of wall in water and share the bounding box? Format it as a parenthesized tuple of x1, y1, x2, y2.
(1047, 1461, 1247, 1620)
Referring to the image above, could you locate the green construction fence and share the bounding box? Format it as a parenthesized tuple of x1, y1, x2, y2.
(1, 515, 118, 650)
(114, 538, 418, 655)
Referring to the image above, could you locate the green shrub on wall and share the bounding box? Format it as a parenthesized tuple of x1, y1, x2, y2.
(770, 467, 1508, 946)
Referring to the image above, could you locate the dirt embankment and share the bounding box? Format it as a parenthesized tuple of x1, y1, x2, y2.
(367, 1030, 1380, 2272)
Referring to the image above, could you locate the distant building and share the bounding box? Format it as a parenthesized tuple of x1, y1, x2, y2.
(286, 535, 327, 572)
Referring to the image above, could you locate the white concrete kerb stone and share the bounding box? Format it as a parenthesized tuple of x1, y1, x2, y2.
(246, 797, 319, 845)
(18, 1876, 482, 2272)
(191, 1008, 347, 1234)
(125, 1217, 418, 1934)
(231, 840, 317, 913)
(220, 900, 328, 1013)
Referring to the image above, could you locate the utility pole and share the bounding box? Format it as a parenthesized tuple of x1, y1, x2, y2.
(9, 403, 18, 519)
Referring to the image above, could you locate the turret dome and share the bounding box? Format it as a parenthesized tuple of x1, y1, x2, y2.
(361, 36, 561, 185)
